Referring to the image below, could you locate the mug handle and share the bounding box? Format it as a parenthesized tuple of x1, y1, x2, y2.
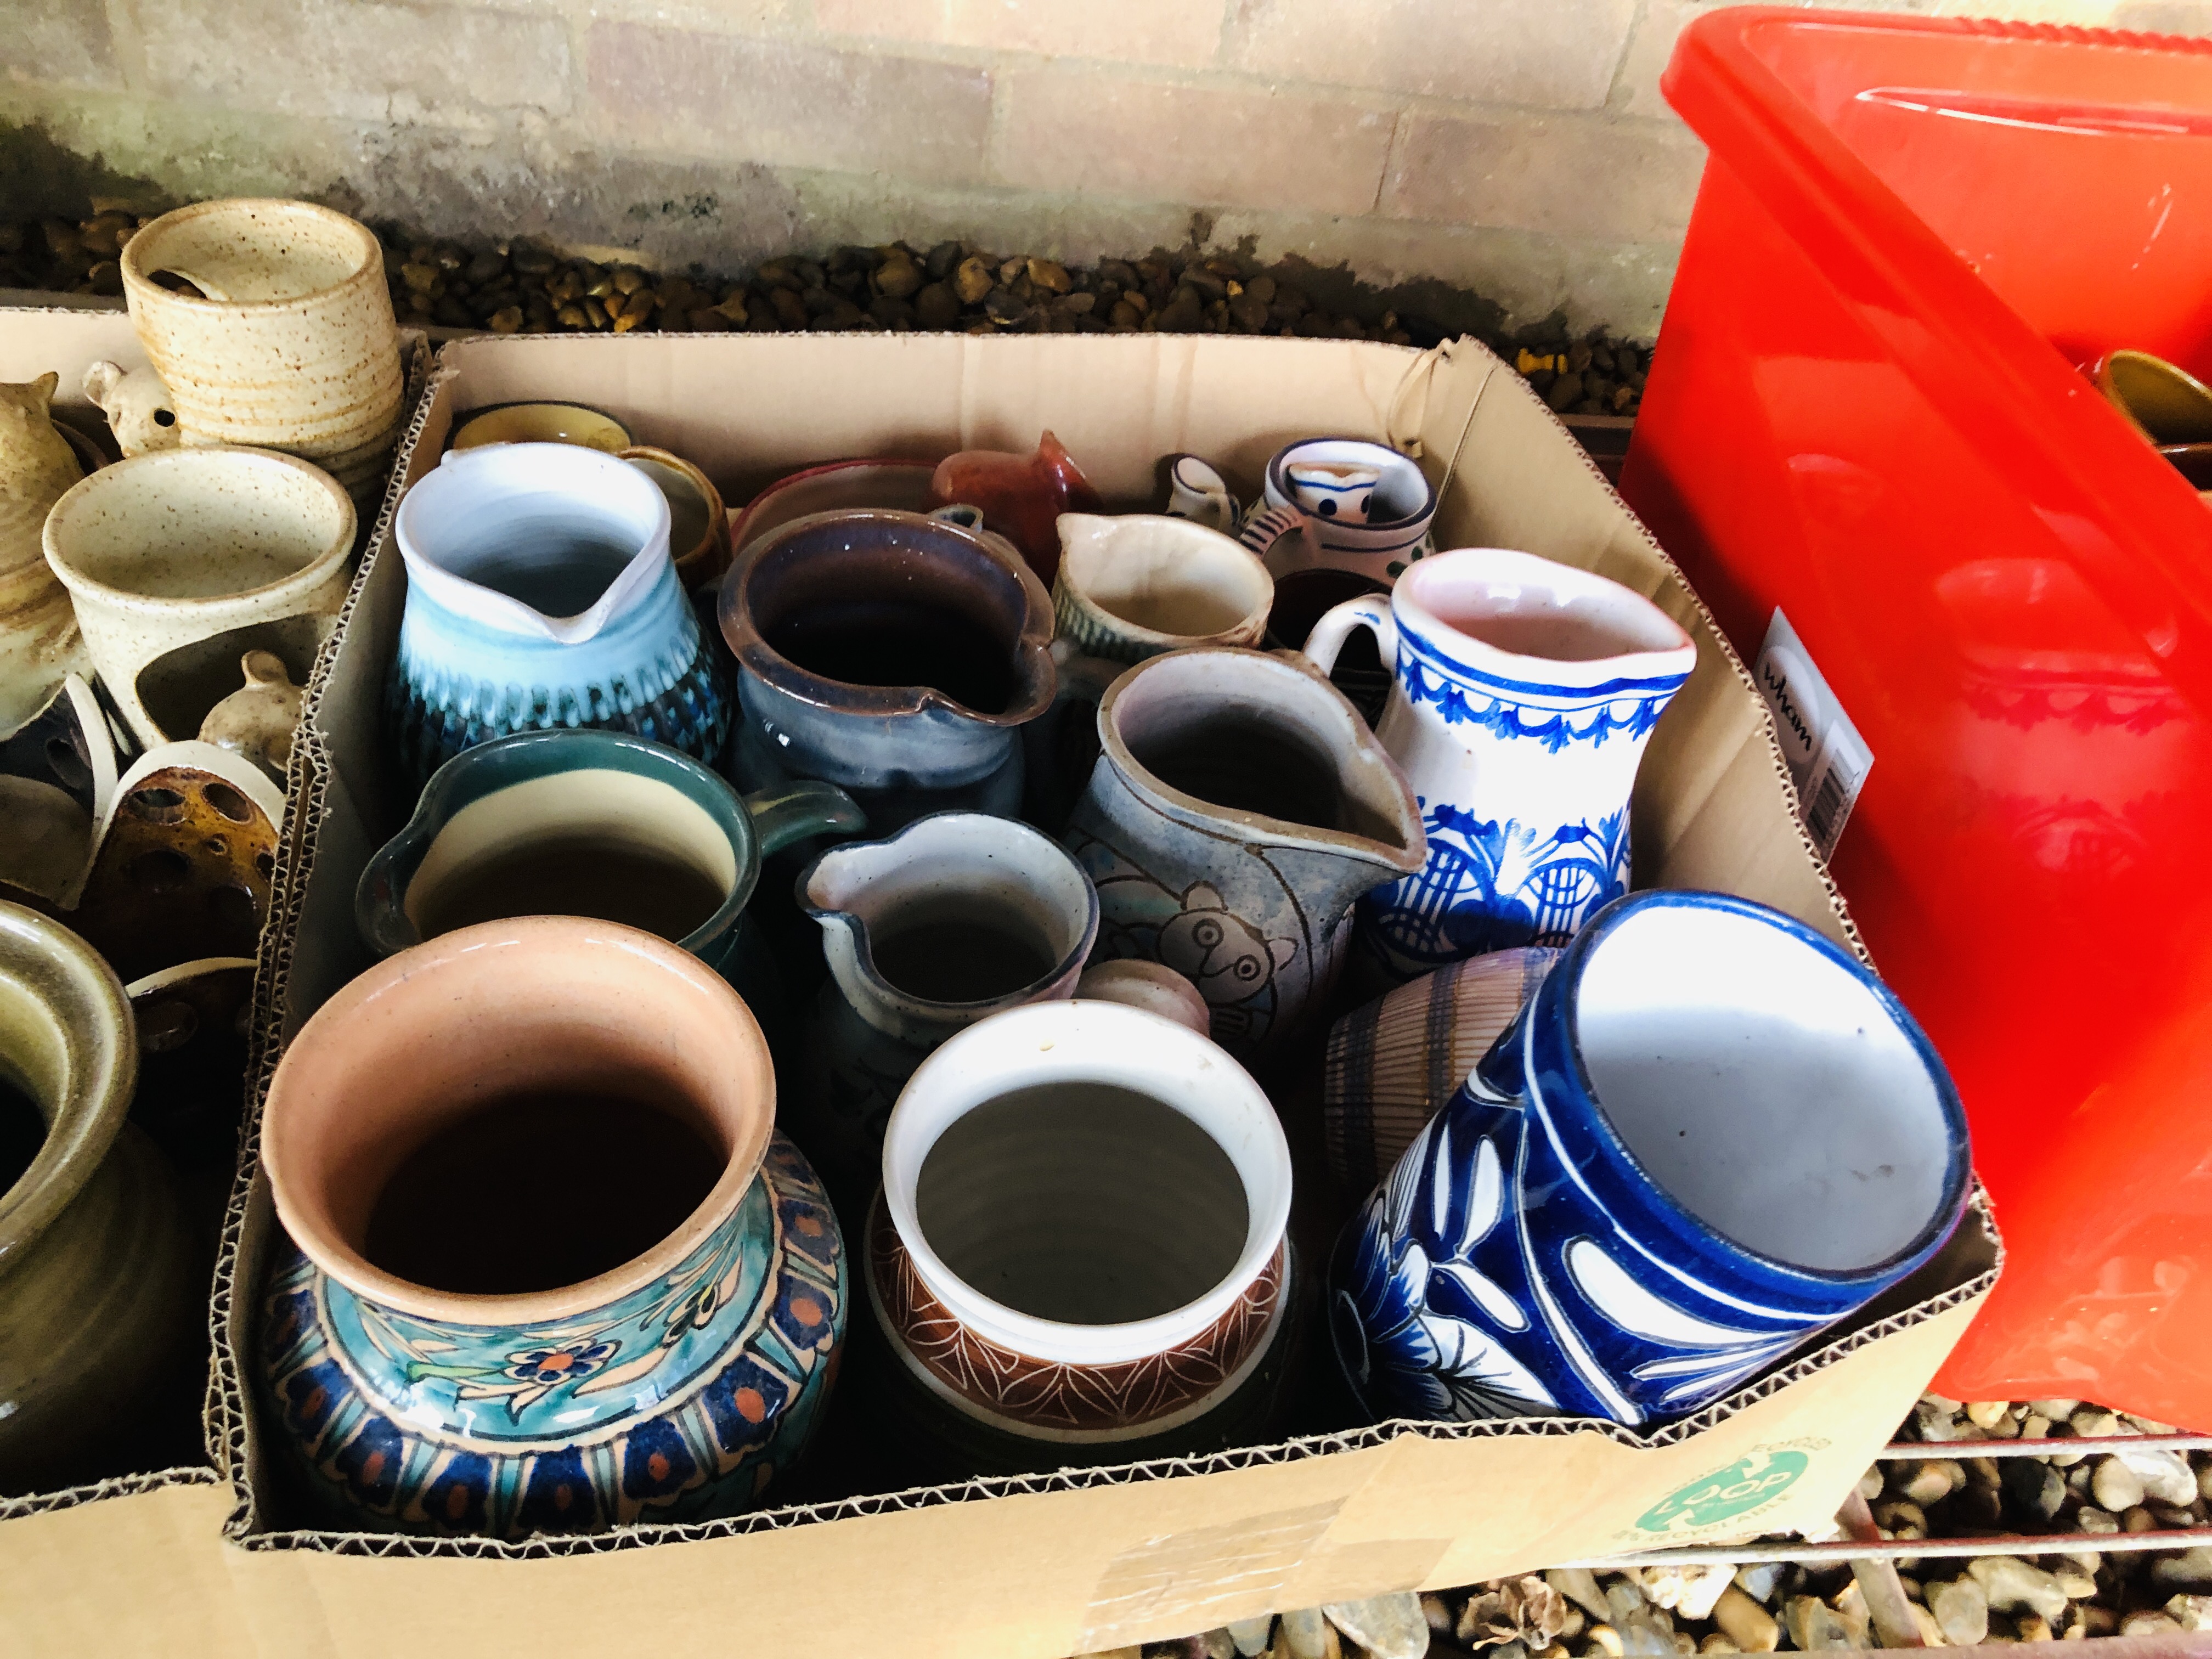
(1301, 595, 1397, 678)
(743, 780, 867, 856)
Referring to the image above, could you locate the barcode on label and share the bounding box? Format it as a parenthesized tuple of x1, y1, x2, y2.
(1752, 611, 1873, 862)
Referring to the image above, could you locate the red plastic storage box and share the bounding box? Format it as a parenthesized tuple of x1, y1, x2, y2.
(1624, 10, 2212, 1423)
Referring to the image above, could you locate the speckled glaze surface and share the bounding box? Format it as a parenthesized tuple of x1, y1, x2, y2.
(0, 374, 89, 734)
(0, 901, 195, 1496)
(41, 445, 355, 749)
(1051, 514, 1272, 664)
(387, 444, 729, 797)
(81, 361, 180, 459)
(256, 916, 847, 1536)
(719, 510, 1057, 831)
(121, 199, 403, 496)
(791, 811, 1097, 1209)
(1063, 647, 1426, 1063)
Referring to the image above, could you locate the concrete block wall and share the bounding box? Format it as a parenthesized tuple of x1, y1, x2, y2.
(2, 0, 2204, 332)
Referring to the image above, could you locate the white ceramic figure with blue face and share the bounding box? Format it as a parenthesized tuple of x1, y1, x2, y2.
(387, 442, 730, 798)
(1304, 548, 1696, 980)
(1235, 437, 1438, 585)
(1330, 890, 1973, 1427)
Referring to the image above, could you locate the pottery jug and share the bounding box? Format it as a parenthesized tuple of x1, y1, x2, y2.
(1330, 890, 1972, 1427)
(865, 998, 1296, 1471)
(42, 446, 356, 751)
(1237, 437, 1438, 585)
(928, 430, 1104, 584)
(357, 728, 864, 1036)
(82, 360, 180, 458)
(1063, 646, 1426, 1063)
(1051, 514, 1273, 664)
(388, 441, 730, 797)
(1160, 453, 1240, 533)
(792, 811, 1099, 1210)
(257, 916, 846, 1536)
(121, 199, 404, 504)
(0, 902, 196, 1494)
(1304, 548, 1696, 980)
(197, 649, 304, 785)
(718, 510, 1058, 831)
(0, 373, 89, 736)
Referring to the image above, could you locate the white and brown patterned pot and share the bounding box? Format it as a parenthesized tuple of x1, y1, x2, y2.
(870, 997, 1294, 1447)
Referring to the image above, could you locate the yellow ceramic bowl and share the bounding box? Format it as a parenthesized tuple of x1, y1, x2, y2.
(449, 402, 632, 453)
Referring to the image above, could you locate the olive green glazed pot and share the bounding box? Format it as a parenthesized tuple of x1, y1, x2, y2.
(0, 901, 196, 1496)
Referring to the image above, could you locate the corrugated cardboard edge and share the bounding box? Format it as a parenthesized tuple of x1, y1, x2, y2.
(198, 333, 1997, 1567)
(0, 325, 431, 1531)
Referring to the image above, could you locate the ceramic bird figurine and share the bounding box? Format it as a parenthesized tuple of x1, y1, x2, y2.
(927, 430, 1104, 584)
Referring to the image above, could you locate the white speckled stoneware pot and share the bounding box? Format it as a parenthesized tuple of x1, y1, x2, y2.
(0, 373, 89, 735)
(42, 447, 356, 749)
(120, 199, 403, 502)
(1051, 514, 1272, 664)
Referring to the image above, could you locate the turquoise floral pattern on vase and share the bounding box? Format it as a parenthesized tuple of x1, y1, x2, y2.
(259, 1133, 845, 1537)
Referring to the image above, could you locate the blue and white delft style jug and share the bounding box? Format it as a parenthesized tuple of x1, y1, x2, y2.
(387, 442, 729, 797)
(1304, 547, 1696, 980)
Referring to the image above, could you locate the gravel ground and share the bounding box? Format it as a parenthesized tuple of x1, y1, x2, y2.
(1, 208, 1651, 420)
(1092, 1395, 2212, 1658)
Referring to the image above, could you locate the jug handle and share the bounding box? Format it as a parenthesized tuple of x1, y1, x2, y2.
(743, 780, 868, 856)
(1302, 595, 1397, 678)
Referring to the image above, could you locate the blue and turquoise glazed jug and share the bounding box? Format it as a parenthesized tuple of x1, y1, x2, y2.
(387, 442, 730, 798)
(1330, 890, 1971, 1427)
(257, 915, 845, 1537)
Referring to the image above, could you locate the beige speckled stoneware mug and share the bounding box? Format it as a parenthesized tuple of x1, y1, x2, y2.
(120, 199, 403, 503)
(42, 447, 356, 749)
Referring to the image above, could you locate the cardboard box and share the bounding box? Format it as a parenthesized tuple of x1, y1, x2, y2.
(4, 326, 1999, 1656)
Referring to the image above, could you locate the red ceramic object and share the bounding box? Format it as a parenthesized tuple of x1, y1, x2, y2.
(928, 430, 1104, 583)
(1626, 9, 2212, 1425)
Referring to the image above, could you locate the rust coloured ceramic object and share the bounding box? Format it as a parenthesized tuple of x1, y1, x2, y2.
(927, 430, 1104, 584)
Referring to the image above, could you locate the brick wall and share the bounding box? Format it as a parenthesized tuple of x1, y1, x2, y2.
(1, 0, 2202, 333)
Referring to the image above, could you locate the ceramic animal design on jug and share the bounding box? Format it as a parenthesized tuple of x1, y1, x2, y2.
(1304, 548, 1695, 980)
(927, 431, 1104, 585)
(387, 442, 730, 795)
(1062, 646, 1425, 1062)
(1330, 891, 1972, 1428)
(82, 361, 180, 458)
(0, 373, 88, 735)
(256, 917, 845, 1536)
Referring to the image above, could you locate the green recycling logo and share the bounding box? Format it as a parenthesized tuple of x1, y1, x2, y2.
(1637, 1449, 1810, 1534)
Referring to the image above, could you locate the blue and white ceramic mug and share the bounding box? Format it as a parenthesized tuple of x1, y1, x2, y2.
(1235, 437, 1438, 584)
(1304, 548, 1696, 980)
(387, 442, 730, 798)
(1330, 889, 1972, 1426)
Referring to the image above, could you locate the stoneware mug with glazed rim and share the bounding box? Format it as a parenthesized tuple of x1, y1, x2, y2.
(354, 727, 864, 1030)
(791, 810, 1098, 1214)
(1330, 889, 1973, 1427)
(1304, 547, 1696, 981)
(256, 915, 847, 1536)
(1236, 436, 1439, 584)
(868, 997, 1295, 1463)
(1050, 512, 1273, 664)
(718, 509, 1058, 831)
(2090, 348, 2212, 491)
(42, 445, 357, 751)
(0, 901, 195, 1494)
(120, 199, 403, 502)
(619, 445, 731, 590)
(387, 440, 729, 797)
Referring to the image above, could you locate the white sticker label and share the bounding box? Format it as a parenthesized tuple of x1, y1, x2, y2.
(1753, 610, 1872, 861)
